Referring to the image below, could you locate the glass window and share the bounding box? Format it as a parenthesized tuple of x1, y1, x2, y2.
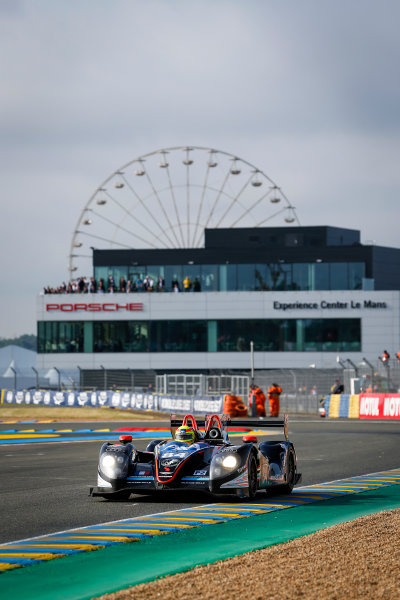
(217, 320, 250, 351)
(164, 265, 183, 292)
(301, 318, 361, 352)
(201, 265, 218, 291)
(128, 267, 148, 292)
(150, 320, 207, 352)
(207, 321, 217, 351)
(292, 264, 309, 291)
(181, 265, 201, 292)
(39, 318, 361, 354)
(330, 263, 348, 290)
(93, 321, 149, 352)
(255, 264, 267, 290)
(265, 263, 292, 290)
(313, 262, 329, 290)
(37, 321, 84, 353)
(145, 265, 164, 289)
(237, 264, 255, 291)
(94, 267, 109, 292)
(110, 267, 128, 292)
(219, 264, 236, 291)
(348, 263, 364, 290)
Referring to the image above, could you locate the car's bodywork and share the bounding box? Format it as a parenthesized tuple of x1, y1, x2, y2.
(89, 413, 301, 500)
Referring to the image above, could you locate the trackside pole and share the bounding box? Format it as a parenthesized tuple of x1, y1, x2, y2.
(250, 341, 256, 417)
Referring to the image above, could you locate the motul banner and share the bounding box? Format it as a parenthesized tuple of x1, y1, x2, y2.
(359, 393, 400, 419)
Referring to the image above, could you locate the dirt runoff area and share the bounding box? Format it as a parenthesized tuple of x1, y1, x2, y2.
(94, 509, 400, 600)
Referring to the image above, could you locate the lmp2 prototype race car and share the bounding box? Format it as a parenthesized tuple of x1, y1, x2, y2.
(89, 413, 301, 500)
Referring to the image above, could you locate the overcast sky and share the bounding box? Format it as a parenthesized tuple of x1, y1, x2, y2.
(1, 0, 399, 338)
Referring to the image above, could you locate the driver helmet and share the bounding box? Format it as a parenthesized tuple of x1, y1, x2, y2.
(175, 425, 196, 445)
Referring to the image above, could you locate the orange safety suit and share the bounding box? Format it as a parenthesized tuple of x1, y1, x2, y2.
(268, 384, 282, 417)
(248, 386, 266, 417)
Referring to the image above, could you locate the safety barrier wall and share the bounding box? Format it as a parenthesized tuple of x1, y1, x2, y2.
(325, 393, 400, 419)
(0, 389, 223, 416)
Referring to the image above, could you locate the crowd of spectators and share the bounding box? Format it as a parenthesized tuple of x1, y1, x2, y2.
(43, 274, 202, 294)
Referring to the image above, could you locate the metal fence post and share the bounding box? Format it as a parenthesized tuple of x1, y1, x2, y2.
(32, 367, 39, 389)
(10, 366, 17, 390)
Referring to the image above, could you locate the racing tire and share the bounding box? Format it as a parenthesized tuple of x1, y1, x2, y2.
(279, 451, 296, 495)
(247, 455, 258, 499)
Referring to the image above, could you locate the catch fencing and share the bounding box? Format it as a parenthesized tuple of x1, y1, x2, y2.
(2, 360, 400, 416)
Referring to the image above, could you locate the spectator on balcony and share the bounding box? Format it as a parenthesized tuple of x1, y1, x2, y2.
(78, 276, 86, 293)
(157, 275, 165, 291)
(89, 277, 97, 293)
(183, 275, 192, 292)
(97, 278, 105, 293)
(119, 276, 127, 293)
(193, 277, 201, 292)
(142, 275, 149, 291)
(136, 276, 143, 291)
(108, 275, 115, 293)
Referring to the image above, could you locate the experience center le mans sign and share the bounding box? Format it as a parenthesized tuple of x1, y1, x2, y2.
(273, 299, 387, 311)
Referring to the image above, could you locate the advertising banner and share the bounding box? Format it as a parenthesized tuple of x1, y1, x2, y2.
(1, 389, 223, 415)
(359, 393, 400, 419)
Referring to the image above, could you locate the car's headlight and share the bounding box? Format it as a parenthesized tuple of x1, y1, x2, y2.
(221, 455, 238, 469)
(100, 453, 126, 479)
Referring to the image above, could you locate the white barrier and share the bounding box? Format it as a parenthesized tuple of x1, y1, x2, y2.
(1, 389, 224, 416)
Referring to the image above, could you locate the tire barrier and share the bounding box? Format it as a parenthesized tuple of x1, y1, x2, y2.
(324, 393, 400, 419)
(0, 389, 224, 416)
(223, 394, 248, 418)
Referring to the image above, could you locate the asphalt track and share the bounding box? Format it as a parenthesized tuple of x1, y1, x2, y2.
(0, 417, 399, 545)
(0, 416, 399, 600)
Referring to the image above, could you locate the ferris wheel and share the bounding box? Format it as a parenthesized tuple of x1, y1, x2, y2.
(68, 146, 300, 275)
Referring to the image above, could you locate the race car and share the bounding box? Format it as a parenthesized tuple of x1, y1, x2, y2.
(89, 413, 301, 501)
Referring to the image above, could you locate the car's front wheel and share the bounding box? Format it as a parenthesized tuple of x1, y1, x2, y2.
(247, 455, 258, 499)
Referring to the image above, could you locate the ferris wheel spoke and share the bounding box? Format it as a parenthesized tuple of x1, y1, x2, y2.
(166, 168, 185, 247)
(254, 206, 289, 226)
(228, 188, 274, 227)
(74, 230, 137, 249)
(89, 209, 160, 248)
(194, 165, 231, 247)
(120, 175, 175, 248)
(192, 160, 211, 247)
(144, 155, 181, 248)
(102, 189, 167, 246)
(214, 173, 253, 228)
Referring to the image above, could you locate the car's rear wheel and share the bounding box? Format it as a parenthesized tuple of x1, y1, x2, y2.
(280, 451, 295, 495)
(247, 455, 258, 499)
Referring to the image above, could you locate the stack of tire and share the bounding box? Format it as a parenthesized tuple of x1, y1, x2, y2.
(223, 394, 248, 418)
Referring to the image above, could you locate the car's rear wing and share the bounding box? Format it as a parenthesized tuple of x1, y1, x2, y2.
(170, 413, 289, 441)
(227, 414, 289, 440)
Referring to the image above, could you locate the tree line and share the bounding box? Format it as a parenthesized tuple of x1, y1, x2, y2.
(0, 334, 37, 351)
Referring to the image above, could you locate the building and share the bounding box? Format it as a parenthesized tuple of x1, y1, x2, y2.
(36, 225, 400, 373)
